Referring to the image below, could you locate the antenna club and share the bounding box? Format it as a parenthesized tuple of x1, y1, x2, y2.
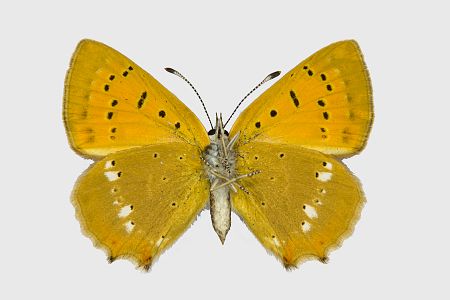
(224, 70, 281, 127)
(165, 67, 214, 129)
(269, 71, 281, 79)
(164, 67, 176, 74)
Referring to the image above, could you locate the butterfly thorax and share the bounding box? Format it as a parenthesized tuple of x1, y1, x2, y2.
(203, 127, 238, 244)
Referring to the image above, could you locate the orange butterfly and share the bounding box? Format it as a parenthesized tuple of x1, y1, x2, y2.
(64, 39, 372, 270)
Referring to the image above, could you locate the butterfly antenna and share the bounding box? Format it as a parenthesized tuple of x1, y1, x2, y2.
(165, 67, 214, 129)
(224, 71, 281, 127)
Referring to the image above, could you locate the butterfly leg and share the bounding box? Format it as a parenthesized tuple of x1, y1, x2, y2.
(207, 167, 250, 193)
(210, 170, 261, 191)
(203, 153, 257, 194)
(233, 182, 249, 194)
(228, 183, 238, 193)
(208, 168, 229, 180)
(227, 132, 240, 151)
(209, 171, 242, 193)
(220, 130, 228, 158)
(210, 178, 220, 190)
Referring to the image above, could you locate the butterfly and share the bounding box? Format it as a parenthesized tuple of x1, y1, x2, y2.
(64, 39, 373, 270)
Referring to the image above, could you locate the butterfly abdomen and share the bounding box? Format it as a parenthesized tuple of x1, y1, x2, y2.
(209, 187, 231, 244)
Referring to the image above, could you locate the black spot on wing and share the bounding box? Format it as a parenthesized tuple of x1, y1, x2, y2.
(290, 90, 299, 108)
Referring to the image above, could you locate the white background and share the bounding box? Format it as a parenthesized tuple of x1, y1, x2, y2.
(1, 1, 449, 299)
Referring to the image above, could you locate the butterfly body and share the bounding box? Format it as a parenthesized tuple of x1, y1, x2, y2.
(64, 39, 373, 270)
(203, 118, 242, 243)
(203, 129, 236, 243)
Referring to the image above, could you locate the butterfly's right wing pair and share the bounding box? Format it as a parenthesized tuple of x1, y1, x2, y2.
(230, 40, 373, 267)
(64, 40, 210, 269)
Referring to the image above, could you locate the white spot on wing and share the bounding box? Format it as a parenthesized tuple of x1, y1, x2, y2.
(323, 162, 333, 170)
(301, 221, 311, 233)
(317, 171, 332, 182)
(273, 236, 281, 247)
(104, 171, 120, 181)
(105, 160, 115, 169)
(118, 205, 133, 218)
(155, 237, 164, 247)
(303, 204, 318, 219)
(124, 220, 134, 233)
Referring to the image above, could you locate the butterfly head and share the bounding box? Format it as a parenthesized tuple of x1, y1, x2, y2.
(208, 114, 229, 140)
(207, 128, 229, 138)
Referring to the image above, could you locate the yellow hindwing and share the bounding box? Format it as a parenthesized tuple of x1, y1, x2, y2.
(72, 142, 209, 270)
(232, 142, 364, 267)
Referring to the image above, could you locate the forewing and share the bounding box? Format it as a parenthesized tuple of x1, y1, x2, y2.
(230, 40, 373, 158)
(64, 39, 209, 159)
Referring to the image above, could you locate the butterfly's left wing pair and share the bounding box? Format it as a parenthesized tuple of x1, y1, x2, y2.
(64, 40, 210, 269)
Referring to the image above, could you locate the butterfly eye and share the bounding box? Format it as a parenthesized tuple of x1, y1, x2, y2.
(207, 129, 229, 137)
